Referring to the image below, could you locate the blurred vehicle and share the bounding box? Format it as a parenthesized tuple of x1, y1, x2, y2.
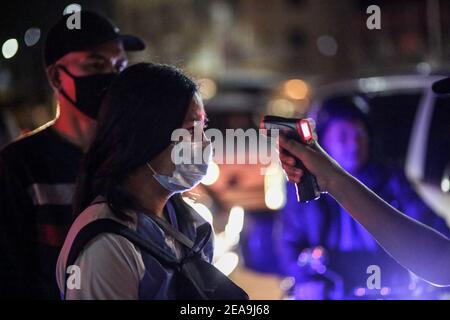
(195, 72, 312, 215)
(189, 73, 287, 288)
(310, 74, 450, 225)
(194, 72, 284, 215)
(193, 72, 450, 299)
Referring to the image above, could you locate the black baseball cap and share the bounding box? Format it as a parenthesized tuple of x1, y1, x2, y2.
(432, 77, 450, 95)
(44, 10, 145, 66)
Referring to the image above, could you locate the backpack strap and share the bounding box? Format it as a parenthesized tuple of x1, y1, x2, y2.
(147, 212, 212, 257)
(64, 218, 180, 298)
(139, 195, 213, 256)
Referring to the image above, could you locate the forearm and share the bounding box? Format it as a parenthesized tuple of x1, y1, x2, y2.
(329, 170, 450, 286)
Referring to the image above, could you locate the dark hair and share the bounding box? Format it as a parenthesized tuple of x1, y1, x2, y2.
(73, 63, 198, 219)
(315, 97, 371, 140)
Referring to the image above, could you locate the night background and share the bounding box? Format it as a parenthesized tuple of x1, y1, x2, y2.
(1, 0, 450, 300)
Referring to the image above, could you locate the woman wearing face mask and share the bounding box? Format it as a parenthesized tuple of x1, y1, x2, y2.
(55, 63, 240, 300)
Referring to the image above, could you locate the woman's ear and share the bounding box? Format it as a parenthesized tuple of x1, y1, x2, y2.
(47, 65, 61, 90)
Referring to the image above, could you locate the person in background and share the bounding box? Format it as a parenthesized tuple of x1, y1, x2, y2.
(0, 11, 145, 299)
(277, 102, 449, 299)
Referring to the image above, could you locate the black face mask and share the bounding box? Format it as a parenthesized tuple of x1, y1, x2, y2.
(57, 66, 117, 119)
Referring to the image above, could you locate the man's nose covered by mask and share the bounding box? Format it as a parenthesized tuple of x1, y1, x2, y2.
(146, 139, 212, 194)
(57, 65, 117, 119)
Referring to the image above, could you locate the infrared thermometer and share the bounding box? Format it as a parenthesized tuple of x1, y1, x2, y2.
(261, 115, 321, 203)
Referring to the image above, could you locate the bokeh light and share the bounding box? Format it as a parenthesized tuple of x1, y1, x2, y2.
(317, 35, 338, 56)
(24, 28, 41, 47)
(283, 79, 309, 100)
(201, 160, 220, 185)
(2, 39, 19, 59)
(199, 78, 217, 100)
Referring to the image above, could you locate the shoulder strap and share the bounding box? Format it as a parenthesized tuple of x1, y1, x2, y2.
(64, 219, 180, 297)
(147, 213, 212, 255)
(150, 213, 195, 248)
(147, 196, 213, 254)
(63, 218, 245, 300)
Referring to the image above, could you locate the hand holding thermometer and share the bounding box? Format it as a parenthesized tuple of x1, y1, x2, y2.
(261, 115, 321, 203)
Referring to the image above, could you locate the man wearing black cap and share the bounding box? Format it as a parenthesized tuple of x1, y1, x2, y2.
(0, 10, 145, 299)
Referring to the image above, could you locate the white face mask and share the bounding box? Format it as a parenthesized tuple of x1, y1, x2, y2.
(146, 140, 212, 193)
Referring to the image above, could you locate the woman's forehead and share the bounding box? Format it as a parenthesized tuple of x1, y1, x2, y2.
(192, 92, 204, 109)
(187, 93, 205, 116)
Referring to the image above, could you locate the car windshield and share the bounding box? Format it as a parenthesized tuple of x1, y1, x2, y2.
(318, 91, 423, 168)
(425, 96, 450, 188)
